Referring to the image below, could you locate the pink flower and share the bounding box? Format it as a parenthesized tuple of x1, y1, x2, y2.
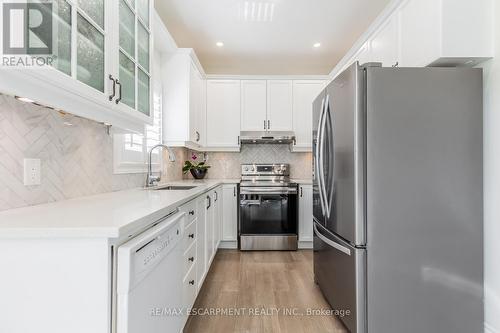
(191, 153, 197, 161)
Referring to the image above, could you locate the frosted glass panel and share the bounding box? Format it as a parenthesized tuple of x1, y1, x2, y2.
(137, 0, 149, 27)
(78, 0, 104, 29)
(52, 0, 71, 76)
(137, 22, 149, 71)
(138, 69, 150, 115)
(77, 14, 104, 92)
(120, 52, 135, 109)
(119, 0, 135, 58)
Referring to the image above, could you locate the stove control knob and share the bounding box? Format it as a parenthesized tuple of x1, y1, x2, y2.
(244, 167, 248, 172)
(250, 167, 255, 172)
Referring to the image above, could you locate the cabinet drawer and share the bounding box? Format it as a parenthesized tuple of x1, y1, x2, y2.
(183, 241, 196, 279)
(183, 264, 197, 309)
(184, 219, 197, 251)
(180, 200, 197, 224)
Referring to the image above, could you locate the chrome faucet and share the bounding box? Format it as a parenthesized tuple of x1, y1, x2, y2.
(146, 144, 176, 187)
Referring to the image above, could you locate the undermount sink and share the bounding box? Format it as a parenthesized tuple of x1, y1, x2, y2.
(154, 185, 198, 191)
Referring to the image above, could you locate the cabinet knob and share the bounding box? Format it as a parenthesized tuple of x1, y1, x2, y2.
(189, 210, 195, 215)
(189, 233, 195, 239)
(189, 280, 195, 285)
(188, 256, 194, 262)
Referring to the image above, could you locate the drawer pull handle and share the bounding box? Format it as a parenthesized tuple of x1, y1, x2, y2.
(189, 280, 195, 285)
(188, 233, 195, 239)
(189, 210, 195, 215)
(188, 257, 194, 262)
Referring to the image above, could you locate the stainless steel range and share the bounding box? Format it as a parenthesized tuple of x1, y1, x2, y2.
(239, 164, 298, 251)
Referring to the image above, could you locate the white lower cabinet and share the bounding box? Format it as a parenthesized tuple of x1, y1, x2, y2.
(298, 184, 313, 246)
(221, 184, 238, 245)
(206, 80, 241, 151)
(180, 185, 226, 328)
(213, 187, 223, 249)
(205, 191, 215, 272)
(0, 184, 233, 333)
(195, 195, 207, 290)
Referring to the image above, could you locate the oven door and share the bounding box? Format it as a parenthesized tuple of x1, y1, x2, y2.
(239, 186, 298, 250)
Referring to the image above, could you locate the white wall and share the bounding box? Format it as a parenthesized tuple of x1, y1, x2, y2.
(479, 1, 500, 332)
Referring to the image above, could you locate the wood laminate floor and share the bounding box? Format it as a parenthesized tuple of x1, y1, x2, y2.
(184, 250, 348, 333)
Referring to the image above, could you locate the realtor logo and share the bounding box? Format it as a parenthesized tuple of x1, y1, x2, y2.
(3, 2, 53, 55)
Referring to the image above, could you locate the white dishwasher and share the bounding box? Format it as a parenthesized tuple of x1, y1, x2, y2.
(116, 211, 185, 333)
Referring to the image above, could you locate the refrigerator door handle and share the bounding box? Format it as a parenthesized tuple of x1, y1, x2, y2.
(316, 97, 328, 216)
(324, 94, 334, 219)
(314, 223, 351, 256)
(319, 94, 330, 218)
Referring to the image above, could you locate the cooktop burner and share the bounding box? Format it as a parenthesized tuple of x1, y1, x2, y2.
(240, 164, 292, 187)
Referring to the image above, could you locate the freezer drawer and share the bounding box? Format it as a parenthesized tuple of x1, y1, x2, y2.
(313, 221, 366, 333)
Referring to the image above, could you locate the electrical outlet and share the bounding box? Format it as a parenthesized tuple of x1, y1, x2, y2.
(23, 158, 41, 186)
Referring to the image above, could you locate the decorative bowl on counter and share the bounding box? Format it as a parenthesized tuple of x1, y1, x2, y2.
(190, 168, 208, 179)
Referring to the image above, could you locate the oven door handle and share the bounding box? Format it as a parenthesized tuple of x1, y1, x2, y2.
(240, 199, 261, 206)
(240, 187, 298, 195)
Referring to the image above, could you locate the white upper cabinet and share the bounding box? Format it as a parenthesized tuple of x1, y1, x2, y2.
(0, 0, 155, 132)
(330, 0, 493, 79)
(292, 80, 325, 152)
(353, 41, 372, 67)
(162, 49, 206, 149)
(241, 79, 294, 132)
(267, 80, 293, 131)
(189, 63, 206, 145)
(398, 0, 440, 67)
(370, 15, 400, 67)
(399, 0, 493, 67)
(241, 80, 267, 132)
(206, 80, 241, 150)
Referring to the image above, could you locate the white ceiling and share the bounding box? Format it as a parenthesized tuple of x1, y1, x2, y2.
(155, 0, 392, 75)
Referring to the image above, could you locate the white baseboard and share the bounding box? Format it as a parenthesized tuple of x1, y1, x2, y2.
(218, 241, 237, 249)
(485, 322, 499, 333)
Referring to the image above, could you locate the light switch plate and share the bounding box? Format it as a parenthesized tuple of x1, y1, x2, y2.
(23, 158, 41, 186)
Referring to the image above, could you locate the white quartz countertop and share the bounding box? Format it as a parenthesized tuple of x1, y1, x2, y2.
(0, 179, 239, 239)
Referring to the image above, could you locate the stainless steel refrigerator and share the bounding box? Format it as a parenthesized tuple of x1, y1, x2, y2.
(313, 62, 483, 333)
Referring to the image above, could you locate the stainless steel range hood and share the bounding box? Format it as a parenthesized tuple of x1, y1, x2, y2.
(239, 131, 296, 144)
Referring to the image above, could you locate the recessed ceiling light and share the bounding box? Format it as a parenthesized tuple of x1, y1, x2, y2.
(216, 42, 224, 47)
(313, 43, 321, 48)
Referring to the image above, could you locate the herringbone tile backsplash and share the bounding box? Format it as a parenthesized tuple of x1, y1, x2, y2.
(0, 94, 184, 212)
(0, 93, 311, 212)
(189, 145, 312, 180)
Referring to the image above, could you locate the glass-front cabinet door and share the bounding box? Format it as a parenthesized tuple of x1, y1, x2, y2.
(115, 0, 152, 117)
(51, 0, 109, 96)
(0, 0, 153, 131)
